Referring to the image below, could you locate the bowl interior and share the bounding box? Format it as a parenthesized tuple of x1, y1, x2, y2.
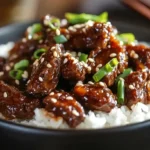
(0, 20, 150, 133)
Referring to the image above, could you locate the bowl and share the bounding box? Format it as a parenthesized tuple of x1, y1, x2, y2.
(0, 20, 150, 150)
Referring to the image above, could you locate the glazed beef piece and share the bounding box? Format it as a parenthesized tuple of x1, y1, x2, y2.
(0, 81, 40, 119)
(61, 53, 90, 82)
(64, 22, 115, 52)
(27, 44, 62, 96)
(1, 40, 38, 89)
(88, 38, 128, 86)
(73, 82, 117, 112)
(44, 21, 115, 52)
(8, 40, 38, 63)
(125, 71, 148, 107)
(126, 44, 150, 72)
(43, 90, 85, 127)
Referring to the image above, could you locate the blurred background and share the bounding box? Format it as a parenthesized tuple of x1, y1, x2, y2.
(0, 0, 149, 27)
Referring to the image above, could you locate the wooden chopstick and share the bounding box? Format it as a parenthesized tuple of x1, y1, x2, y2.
(123, 0, 150, 19)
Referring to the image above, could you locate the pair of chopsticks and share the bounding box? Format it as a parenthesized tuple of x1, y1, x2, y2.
(123, 0, 150, 19)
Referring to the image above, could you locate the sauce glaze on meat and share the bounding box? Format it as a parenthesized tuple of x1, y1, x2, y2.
(0, 14, 149, 128)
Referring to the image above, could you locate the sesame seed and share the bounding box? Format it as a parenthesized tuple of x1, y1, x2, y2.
(53, 51, 58, 57)
(106, 93, 110, 97)
(51, 46, 56, 51)
(41, 58, 45, 63)
(129, 84, 135, 90)
(46, 28, 51, 32)
(50, 92, 54, 95)
(47, 63, 52, 68)
(68, 26, 77, 32)
(133, 54, 139, 59)
(27, 80, 30, 84)
(87, 66, 91, 72)
(63, 111, 67, 115)
(63, 58, 68, 64)
(68, 106, 72, 111)
(66, 96, 73, 100)
(78, 52, 81, 56)
(76, 81, 83, 86)
(21, 71, 28, 78)
(51, 98, 57, 103)
(99, 82, 105, 87)
(56, 29, 60, 35)
(96, 64, 102, 68)
(107, 45, 111, 48)
(66, 35, 70, 39)
(82, 28, 86, 33)
(5, 65, 11, 71)
(22, 71, 28, 79)
(15, 80, 20, 85)
(0, 72, 4, 76)
(109, 53, 117, 57)
(72, 110, 79, 116)
(86, 20, 94, 27)
(57, 93, 62, 97)
(22, 38, 27, 43)
(73, 59, 78, 64)
(10, 62, 14, 67)
(39, 40, 43, 44)
(33, 59, 39, 67)
(44, 19, 49, 25)
(88, 81, 94, 85)
(96, 67, 99, 72)
(88, 58, 95, 63)
(70, 52, 77, 57)
(39, 77, 43, 82)
(3, 92, 7, 98)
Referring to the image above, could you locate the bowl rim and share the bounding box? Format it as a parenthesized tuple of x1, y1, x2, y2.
(0, 118, 150, 135)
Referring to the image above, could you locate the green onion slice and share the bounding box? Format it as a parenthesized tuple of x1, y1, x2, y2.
(65, 12, 108, 24)
(117, 78, 125, 104)
(116, 33, 135, 44)
(31, 23, 42, 35)
(115, 68, 132, 83)
(49, 18, 60, 30)
(79, 53, 88, 62)
(54, 35, 67, 43)
(14, 59, 29, 70)
(93, 58, 119, 82)
(33, 48, 47, 59)
(93, 68, 107, 82)
(28, 23, 43, 40)
(9, 70, 24, 80)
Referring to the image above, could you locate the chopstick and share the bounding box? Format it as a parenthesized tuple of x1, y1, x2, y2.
(123, 0, 150, 19)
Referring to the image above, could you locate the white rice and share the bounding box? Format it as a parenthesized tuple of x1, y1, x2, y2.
(0, 42, 150, 129)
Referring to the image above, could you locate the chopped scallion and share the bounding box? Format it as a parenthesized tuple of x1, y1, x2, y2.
(49, 18, 60, 30)
(104, 58, 119, 72)
(116, 33, 135, 44)
(14, 59, 29, 70)
(93, 68, 107, 82)
(93, 58, 119, 82)
(54, 35, 67, 43)
(31, 23, 42, 35)
(28, 23, 43, 40)
(65, 12, 108, 24)
(79, 53, 88, 62)
(117, 78, 125, 104)
(115, 68, 132, 83)
(9, 70, 24, 80)
(33, 48, 47, 59)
